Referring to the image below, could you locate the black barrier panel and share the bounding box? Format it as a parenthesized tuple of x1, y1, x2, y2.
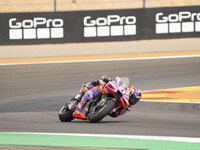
(0, 6, 200, 45)
(72, 9, 145, 43)
(0, 12, 73, 45)
(0, 9, 145, 45)
(145, 6, 200, 39)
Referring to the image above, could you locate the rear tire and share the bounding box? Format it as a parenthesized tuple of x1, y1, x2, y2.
(58, 106, 74, 122)
(89, 98, 115, 123)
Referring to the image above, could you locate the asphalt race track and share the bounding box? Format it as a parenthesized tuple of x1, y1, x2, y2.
(0, 57, 200, 138)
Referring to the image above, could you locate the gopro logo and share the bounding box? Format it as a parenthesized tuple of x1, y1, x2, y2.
(155, 11, 200, 34)
(83, 15, 136, 37)
(9, 17, 64, 40)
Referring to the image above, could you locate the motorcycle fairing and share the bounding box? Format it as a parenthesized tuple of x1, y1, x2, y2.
(106, 82, 118, 93)
(119, 96, 129, 108)
(111, 78, 130, 108)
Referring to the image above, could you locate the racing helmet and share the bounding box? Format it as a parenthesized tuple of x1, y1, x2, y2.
(129, 87, 141, 105)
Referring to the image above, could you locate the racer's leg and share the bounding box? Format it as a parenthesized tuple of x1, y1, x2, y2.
(72, 80, 98, 102)
(77, 86, 101, 113)
(72, 86, 102, 120)
(71, 84, 88, 102)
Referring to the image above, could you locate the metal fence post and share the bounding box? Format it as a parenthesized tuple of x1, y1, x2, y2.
(54, 0, 57, 12)
(143, 0, 146, 8)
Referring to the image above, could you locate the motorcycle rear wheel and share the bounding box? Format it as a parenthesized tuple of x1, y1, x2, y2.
(58, 106, 74, 122)
(89, 98, 115, 123)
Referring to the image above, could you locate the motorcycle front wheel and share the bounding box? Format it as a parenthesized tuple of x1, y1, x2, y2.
(58, 106, 74, 122)
(89, 98, 115, 123)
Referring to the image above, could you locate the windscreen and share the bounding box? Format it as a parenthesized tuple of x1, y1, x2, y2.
(120, 77, 130, 87)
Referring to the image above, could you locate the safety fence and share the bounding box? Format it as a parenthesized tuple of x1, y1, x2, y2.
(0, 5, 200, 45)
(1, 0, 200, 13)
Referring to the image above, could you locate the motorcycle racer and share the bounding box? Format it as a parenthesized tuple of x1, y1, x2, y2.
(71, 75, 111, 102)
(68, 75, 141, 120)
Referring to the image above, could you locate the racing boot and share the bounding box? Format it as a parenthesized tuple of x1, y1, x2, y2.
(67, 99, 78, 111)
(70, 84, 87, 104)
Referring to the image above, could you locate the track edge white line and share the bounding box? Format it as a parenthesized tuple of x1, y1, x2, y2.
(1, 132, 200, 143)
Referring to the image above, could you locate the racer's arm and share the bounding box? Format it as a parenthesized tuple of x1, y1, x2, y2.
(85, 75, 111, 90)
(119, 105, 133, 115)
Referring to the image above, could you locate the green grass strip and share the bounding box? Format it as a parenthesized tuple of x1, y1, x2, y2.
(0, 133, 200, 150)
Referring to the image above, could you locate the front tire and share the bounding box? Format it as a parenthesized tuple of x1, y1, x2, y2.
(89, 98, 115, 123)
(58, 106, 74, 122)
